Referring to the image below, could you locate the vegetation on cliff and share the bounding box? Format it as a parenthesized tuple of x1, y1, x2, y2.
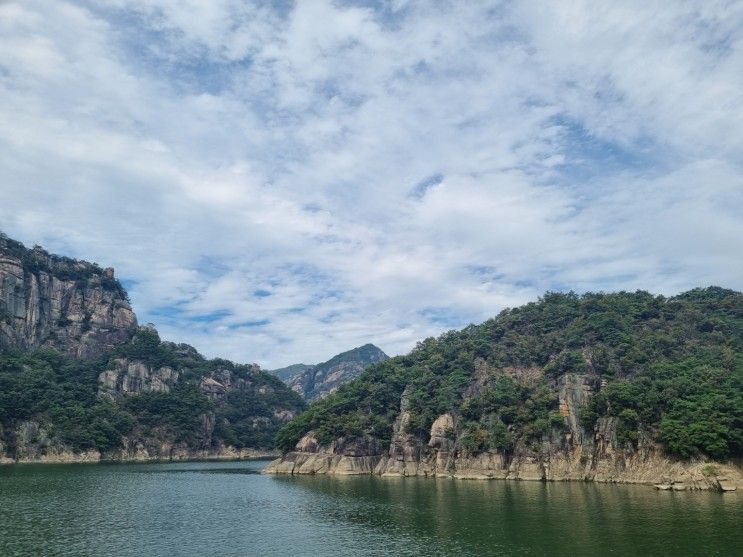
(268, 363, 313, 382)
(0, 325, 305, 458)
(276, 288, 742, 462)
(0, 234, 305, 459)
(0, 232, 128, 299)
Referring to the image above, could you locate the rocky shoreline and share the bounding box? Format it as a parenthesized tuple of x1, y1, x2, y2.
(263, 449, 741, 492)
(1, 447, 279, 465)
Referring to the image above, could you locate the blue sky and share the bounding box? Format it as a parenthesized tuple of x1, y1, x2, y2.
(0, 1, 741, 367)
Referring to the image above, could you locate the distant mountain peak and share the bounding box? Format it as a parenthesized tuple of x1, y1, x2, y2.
(268, 343, 389, 401)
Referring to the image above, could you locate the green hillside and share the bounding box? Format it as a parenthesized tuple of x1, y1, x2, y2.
(276, 288, 743, 461)
(0, 328, 305, 457)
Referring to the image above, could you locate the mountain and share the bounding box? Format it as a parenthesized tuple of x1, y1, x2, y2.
(271, 344, 389, 401)
(0, 234, 305, 463)
(266, 288, 743, 491)
(268, 363, 313, 383)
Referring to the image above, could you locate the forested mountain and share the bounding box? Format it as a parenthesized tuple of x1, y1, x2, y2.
(0, 234, 304, 462)
(3, 231, 741, 488)
(270, 344, 389, 401)
(268, 288, 743, 490)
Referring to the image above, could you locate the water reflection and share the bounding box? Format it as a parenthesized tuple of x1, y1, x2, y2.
(1, 461, 741, 557)
(275, 473, 743, 556)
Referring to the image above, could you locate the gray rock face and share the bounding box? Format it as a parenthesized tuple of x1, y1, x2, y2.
(0, 237, 137, 357)
(196, 365, 268, 401)
(557, 372, 600, 445)
(264, 432, 383, 475)
(98, 358, 180, 397)
(283, 343, 388, 401)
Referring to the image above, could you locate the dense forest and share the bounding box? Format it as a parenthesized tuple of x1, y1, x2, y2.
(0, 328, 305, 457)
(276, 287, 743, 462)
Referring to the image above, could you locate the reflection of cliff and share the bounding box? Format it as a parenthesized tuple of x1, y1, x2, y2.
(270, 472, 742, 555)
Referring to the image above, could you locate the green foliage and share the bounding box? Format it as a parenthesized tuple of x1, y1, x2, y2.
(277, 287, 743, 461)
(114, 328, 177, 368)
(122, 385, 213, 445)
(461, 375, 560, 449)
(545, 350, 587, 377)
(459, 427, 488, 454)
(50, 402, 134, 451)
(0, 336, 305, 454)
(0, 349, 131, 452)
(276, 360, 407, 452)
(214, 385, 305, 449)
(582, 355, 743, 458)
(488, 418, 513, 452)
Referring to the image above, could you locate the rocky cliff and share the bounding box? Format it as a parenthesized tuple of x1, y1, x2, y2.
(266, 368, 742, 491)
(0, 234, 137, 357)
(266, 289, 743, 491)
(277, 344, 388, 401)
(0, 234, 304, 463)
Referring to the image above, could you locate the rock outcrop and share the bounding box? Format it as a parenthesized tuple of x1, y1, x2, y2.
(267, 289, 743, 490)
(265, 370, 743, 491)
(264, 432, 382, 475)
(97, 352, 272, 401)
(275, 344, 388, 401)
(99, 357, 180, 397)
(0, 235, 137, 357)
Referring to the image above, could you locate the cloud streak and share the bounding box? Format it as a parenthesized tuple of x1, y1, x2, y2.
(0, 0, 741, 367)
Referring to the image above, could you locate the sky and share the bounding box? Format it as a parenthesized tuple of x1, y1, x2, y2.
(0, 1, 741, 368)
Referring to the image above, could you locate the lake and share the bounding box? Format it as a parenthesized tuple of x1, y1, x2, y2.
(1, 460, 740, 556)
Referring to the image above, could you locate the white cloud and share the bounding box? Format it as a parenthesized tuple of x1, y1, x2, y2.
(0, 0, 741, 367)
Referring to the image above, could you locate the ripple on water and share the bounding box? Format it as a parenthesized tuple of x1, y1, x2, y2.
(1, 461, 741, 556)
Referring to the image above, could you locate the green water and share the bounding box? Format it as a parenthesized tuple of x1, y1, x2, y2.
(0, 460, 740, 556)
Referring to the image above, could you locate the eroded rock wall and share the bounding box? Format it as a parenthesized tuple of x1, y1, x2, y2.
(0, 241, 137, 357)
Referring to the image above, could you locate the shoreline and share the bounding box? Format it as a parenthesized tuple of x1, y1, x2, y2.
(263, 453, 742, 492)
(268, 470, 741, 493)
(1, 450, 280, 465)
(261, 468, 738, 493)
(264, 466, 741, 492)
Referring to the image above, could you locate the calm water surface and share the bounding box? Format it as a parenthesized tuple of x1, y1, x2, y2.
(0, 460, 741, 556)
